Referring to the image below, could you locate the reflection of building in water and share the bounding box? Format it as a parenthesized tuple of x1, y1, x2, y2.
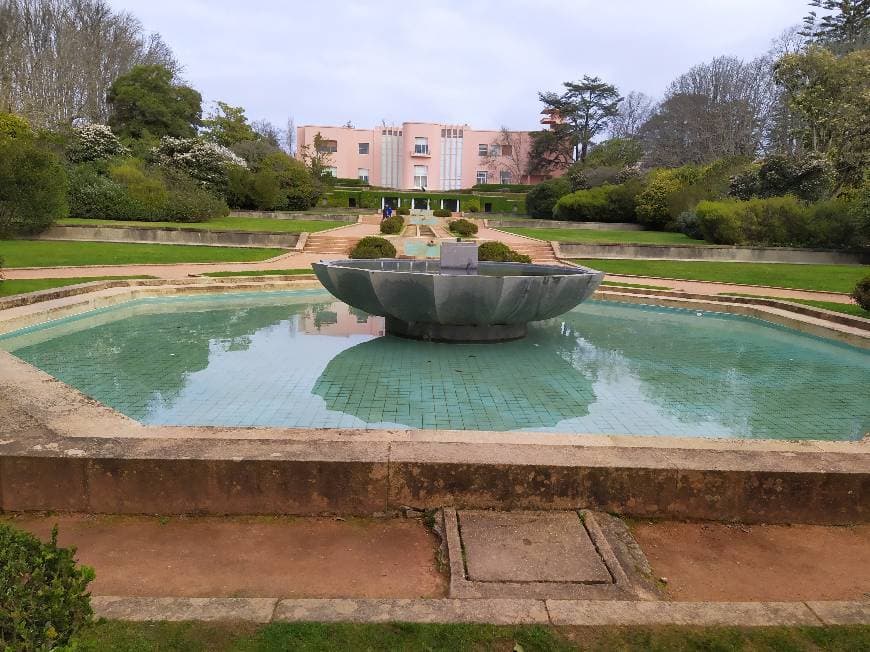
(300, 302, 385, 337)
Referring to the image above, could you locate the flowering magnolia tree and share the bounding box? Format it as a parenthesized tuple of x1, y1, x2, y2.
(67, 124, 128, 162)
(151, 136, 247, 188)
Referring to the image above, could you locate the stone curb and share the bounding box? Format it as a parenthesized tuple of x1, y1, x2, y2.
(90, 596, 870, 626)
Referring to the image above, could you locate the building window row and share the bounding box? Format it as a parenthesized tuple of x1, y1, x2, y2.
(382, 128, 403, 136)
(441, 128, 463, 138)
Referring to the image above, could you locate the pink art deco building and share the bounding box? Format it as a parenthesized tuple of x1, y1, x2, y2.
(296, 122, 545, 190)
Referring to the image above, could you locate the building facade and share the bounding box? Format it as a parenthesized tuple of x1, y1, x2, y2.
(296, 122, 543, 190)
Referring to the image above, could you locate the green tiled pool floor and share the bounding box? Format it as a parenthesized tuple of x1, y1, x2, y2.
(2, 290, 868, 440)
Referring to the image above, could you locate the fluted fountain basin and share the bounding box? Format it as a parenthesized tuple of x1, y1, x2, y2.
(312, 258, 604, 342)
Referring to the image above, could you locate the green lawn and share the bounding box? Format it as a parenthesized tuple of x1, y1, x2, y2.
(0, 276, 153, 297)
(573, 258, 869, 294)
(0, 240, 285, 268)
(201, 269, 313, 277)
(721, 293, 870, 319)
(60, 216, 341, 234)
(504, 227, 703, 245)
(70, 621, 870, 651)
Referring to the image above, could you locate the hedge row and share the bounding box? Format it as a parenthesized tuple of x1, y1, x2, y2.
(693, 196, 864, 249)
(323, 189, 525, 214)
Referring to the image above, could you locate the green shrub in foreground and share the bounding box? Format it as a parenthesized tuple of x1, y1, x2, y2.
(379, 215, 404, 235)
(349, 236, 396, 259)
(0, 138, 69, 237)
(478, 241, 531, 263)
(0, 523, 95, 650)
(449, 218, 478, 237)
(853, 277, 870, 311)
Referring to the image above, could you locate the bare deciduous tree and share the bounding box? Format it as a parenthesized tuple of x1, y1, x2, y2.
(610, 91, 654, 139)
(0, 0, 178, 128)
(640, 56, 775, 166)
(482, 127, 531, 184)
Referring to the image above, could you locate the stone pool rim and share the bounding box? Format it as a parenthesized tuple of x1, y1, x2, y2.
(0, 277, 867, 524)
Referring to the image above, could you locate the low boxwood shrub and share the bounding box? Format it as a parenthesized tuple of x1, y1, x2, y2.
(432, 208, 452, 217)
(853, 277, 870, 311)
(525, 177, 571, 218)
(477, 241, 531, 263)
(0, 523, 95, 650)
(379, 215, 404, 235)
(350, 236, 396, 259)
(449, 218, 478, 237)
(397, 206, 410, 215)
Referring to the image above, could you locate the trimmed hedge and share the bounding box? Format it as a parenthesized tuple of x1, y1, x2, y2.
(478, 241, 531, 263)
(350, 236, 396, 258)
(432, 208, 452, 217)
(323, 190, 524, 214)
(0, 523, 95, 650)
(695, 196, 863, 249)
(449, 218, 478, 237)
(525, 178, 571, 218)
(380, 215, 404, 234)
(552, 183, 638, 222)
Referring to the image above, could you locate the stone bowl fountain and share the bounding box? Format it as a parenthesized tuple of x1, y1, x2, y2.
(312, 242, 604, 342)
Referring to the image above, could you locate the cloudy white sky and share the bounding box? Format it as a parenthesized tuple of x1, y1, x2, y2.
(111, 0, 806, 131)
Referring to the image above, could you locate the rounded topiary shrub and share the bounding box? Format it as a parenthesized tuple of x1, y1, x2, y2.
(0, 523, 95, 651)
(432, 208, 452, 217)
(853, 276, 870, 311)
(380, 215, 404, 235)
(350, 236, 397, 259)
(477, 241, 531, 263)
(397, 206, 411, 216)
(449, 218, 478, 237)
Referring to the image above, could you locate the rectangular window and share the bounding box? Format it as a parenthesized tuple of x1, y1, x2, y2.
(476, 170, 488, 185)
(500, 170, 512, 184)
(414, 165, 428, 189)
(358, 142, 369, 154)
(490, 144, 501, 156)
(324, 166, 337, 177)
(414, 137, 429, 155)
(316, 139, 338, 153)
(478, 144, 488, 156)
(501, 144, 512, 156)
(358, 168, 369, 183)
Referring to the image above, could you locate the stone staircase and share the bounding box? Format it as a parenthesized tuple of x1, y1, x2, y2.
(303, 234, 359, 256)
(491, 239, 560, 264)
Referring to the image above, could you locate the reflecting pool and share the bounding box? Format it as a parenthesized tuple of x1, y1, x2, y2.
(2, 289, 867, 440)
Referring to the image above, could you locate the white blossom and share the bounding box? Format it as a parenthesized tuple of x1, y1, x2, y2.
(151, 136, 247, 187)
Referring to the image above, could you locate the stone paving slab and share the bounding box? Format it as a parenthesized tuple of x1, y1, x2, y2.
(92, 596, 277, 623)
(90, 596, 870, 625)
(273, 598, 549, 625)
(545, 600, 822, 626)
(459, 511, 611, 583)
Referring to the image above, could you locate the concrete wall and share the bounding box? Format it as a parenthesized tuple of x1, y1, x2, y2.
(558, 242, 868, 265)
(491, 219, 641, 231)
(37, 225, 299, 249)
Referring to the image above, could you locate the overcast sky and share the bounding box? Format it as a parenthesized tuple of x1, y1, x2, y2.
(111, 0, 806, 132)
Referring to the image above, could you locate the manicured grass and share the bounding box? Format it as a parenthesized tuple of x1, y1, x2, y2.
(71, 621, 870, 651)
(721, 293, 870, 319)
(0, 276, 153, 297)
(601, 281, 671, 290)
(0, 240, 285, 268)
(573, 258, 869, 294)
(504, 227, 703, 245)
(60, 216, 341, 234)
(201, 269, 313, 277)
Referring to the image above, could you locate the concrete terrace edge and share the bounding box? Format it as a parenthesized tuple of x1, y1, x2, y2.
(1, 277, 868, 523)
(89, 596, 870, 626)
